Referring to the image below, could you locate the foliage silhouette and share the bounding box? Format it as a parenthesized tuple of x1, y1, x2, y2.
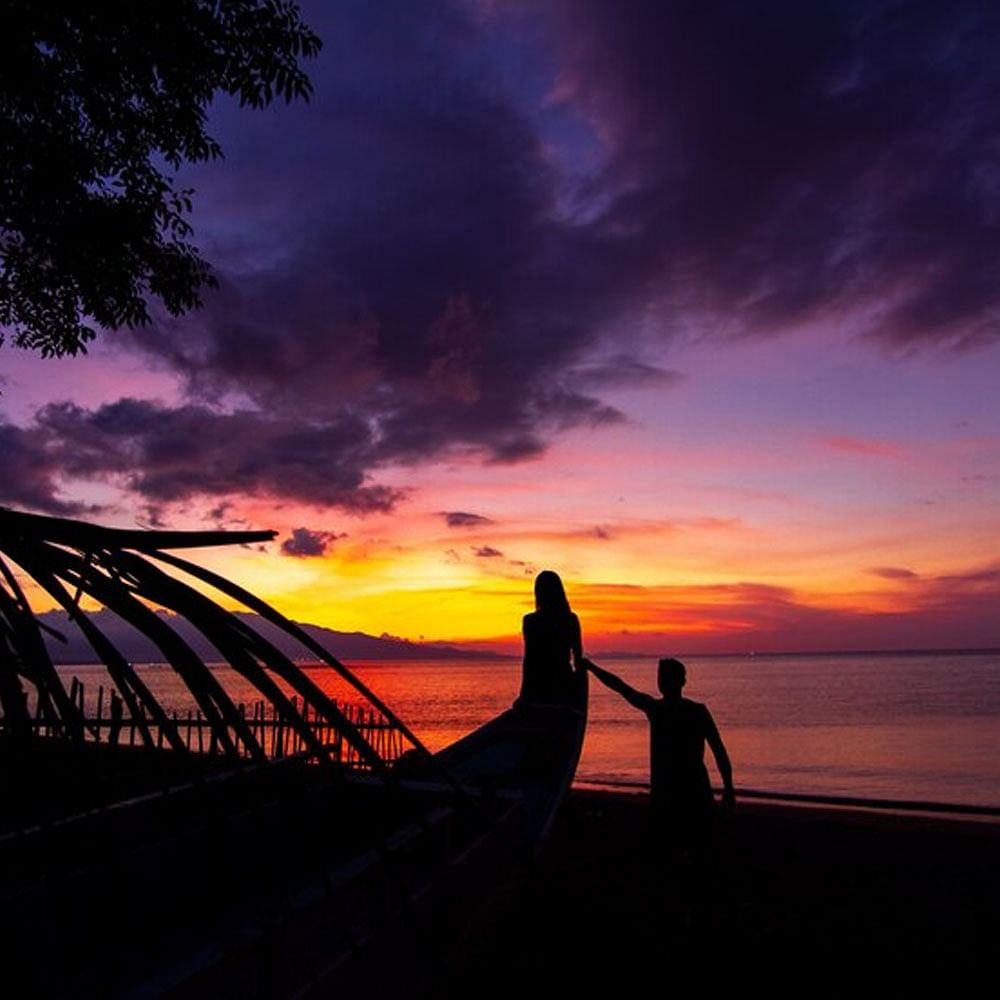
(0, 0, 320, 357)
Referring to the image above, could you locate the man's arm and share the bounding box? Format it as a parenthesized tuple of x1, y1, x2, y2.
(584, 659, 652, 712)
(704, 707, 735, 808)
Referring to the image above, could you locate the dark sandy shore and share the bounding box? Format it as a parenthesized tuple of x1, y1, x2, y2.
(455, 789, 1000, 996)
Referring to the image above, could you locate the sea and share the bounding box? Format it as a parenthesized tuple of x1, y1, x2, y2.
(56, 648, 1000, 809)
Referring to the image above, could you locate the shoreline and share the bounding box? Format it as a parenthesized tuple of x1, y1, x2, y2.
(568, 776, 1000, 831)
(573, 780, 1000, 823)
(455, 787, 1000, 994)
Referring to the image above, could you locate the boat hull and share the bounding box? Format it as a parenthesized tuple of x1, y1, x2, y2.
(1, 676, 588, 999)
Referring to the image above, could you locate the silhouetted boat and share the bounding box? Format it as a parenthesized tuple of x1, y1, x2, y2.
(0, 508, 586, 998)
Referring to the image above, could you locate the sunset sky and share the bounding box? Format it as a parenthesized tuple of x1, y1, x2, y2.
(2, 0, 998, 654)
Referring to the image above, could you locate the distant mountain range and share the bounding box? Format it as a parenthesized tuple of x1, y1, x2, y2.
(36, 609, 497, 664)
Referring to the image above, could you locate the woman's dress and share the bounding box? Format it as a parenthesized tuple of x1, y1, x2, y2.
(517, 610, 581, 704)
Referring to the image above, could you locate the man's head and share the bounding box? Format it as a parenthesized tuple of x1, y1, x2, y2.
(657, 657, 686, 696)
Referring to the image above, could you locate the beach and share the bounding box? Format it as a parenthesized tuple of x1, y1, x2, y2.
(456, 789, 1000, 995)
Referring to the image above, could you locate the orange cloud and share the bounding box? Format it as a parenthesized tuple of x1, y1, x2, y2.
(452, 565, 1000, 655)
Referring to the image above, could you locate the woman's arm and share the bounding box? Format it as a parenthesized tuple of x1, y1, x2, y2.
(584, 659, 652, 712)
(570, 613, 583, 671)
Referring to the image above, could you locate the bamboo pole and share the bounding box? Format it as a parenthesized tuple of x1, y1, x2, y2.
(150, 549, 424, 773)
(96, 685, 104, 743)
(3, 543, 182, 753)
(0, 507, 275, 552)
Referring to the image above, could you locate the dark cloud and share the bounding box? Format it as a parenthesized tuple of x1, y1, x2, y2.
(207, 501, 233, 521)
(281, 527, 345, 558)
(16, 0, 1000, 512)
(442, 511, 494, 528)
(139, 503, 169, 529)
(97, 0, 638, 508)
(570, 357, 685, 391)
(871, 566, 919, 580)
(538, 0, 1000, 350)
(474, 545, 504, 558)
(0, 420, 90, 515)
(31, 399, 402, 512)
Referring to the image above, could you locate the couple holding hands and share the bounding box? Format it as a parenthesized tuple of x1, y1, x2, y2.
(520, 571, 735, 841)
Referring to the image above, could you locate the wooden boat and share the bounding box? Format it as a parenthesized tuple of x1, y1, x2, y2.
(0, 508, 587, 999)
(431, 680, 588, 852)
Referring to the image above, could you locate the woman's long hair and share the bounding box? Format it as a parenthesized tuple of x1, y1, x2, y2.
(534, 570, 571, 615)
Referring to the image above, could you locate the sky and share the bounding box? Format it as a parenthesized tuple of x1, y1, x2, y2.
(1, 0, 998, 654)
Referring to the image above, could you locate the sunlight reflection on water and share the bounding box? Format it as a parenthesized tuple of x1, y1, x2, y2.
(58, 650, 1000, 805)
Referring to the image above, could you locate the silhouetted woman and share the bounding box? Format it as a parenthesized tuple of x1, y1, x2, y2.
(516, 570, 583, 705)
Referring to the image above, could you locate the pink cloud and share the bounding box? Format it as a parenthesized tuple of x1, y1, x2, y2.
(817, 435, 906, 458)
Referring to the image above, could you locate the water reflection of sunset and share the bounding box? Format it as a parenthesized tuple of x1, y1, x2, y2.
(55, 652, 1000, 805)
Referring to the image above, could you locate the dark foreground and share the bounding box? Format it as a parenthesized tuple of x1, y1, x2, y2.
(454, 789, 1000, 996)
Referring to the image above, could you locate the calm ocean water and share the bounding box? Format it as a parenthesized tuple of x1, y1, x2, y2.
(59, 650, 1000, 807)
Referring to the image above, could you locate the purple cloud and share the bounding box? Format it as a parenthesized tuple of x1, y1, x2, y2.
(9, 0, 1000, 515)
(33, 399, 402, 512)
(570, 357, 685, 391)
(281, 527, 345, 557)
(0, 421, 92, 515)
(536, 0, 1000, 350)
(443, 511, 494, 528)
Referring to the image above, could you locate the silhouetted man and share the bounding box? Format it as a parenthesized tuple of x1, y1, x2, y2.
(586, 656, 734, 844)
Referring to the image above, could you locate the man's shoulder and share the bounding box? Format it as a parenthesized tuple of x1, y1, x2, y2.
(638, 693, 663, 715)
(680, 698, 716, 727)
(680, 697, 709, 713)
